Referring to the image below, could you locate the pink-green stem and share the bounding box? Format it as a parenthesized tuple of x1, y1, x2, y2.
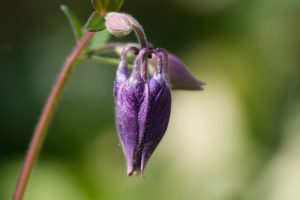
(13, 32, 95, 200)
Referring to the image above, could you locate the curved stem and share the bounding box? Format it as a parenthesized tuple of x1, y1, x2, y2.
(128, 16, 148, 49)
(127, 16, 150, 81)
(88, 55, 121, 65)
(156, 48, 169, 73)
(13, 31, 95, 200)
(121, 45, 139, 61)
(141, 58, 148, 81)
(87, 43, 124, 54)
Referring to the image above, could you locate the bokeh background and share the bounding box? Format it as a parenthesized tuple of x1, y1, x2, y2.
(1, 0, 300, 199)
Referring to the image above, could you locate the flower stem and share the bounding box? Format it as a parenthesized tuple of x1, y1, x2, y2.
(128, 16, 148, 49)
(87, 43, 125, 54)
(127, 16, 149, 80)
(88, 55, 120, 65)
(13, 31, 95, 200)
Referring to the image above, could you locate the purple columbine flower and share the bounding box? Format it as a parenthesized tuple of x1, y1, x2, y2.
(114, 46, 171, 176)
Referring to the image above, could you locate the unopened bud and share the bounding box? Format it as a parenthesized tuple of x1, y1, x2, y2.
(105, 12, 133, 37)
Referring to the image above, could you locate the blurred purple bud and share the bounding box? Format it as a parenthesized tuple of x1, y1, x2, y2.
(147, 51, 205, 90)
(105, 12, 132, 37)
(114, 48, 171, 176)
(168, 53, 205, 90)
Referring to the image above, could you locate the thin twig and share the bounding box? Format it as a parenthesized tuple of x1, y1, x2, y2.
(87, 43, 123, 54)
(86, 42, 139, 56)
(88, 55, 120, 65)
(13, 32, 95, 200)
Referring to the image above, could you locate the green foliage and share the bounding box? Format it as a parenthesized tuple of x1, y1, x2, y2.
(62, 0, 125, 38)
(86, 0, 124, 33)
(85, 11, 106, 32)
(91, 0, 124, 15)
(87, 29, 111, 50)
(60, 5, 83, 41)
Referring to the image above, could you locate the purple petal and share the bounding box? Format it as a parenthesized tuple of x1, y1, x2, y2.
(115, 83, 139, 175)
(138, 74, 172, 175)
(168, 53, 205, 90)
(114, 63, 145, 175)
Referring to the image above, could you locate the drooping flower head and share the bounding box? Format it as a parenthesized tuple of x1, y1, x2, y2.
(108, 11, 205, 176)
(114, 46, 171, 176)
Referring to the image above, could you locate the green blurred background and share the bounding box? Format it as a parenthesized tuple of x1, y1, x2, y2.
(1, 0, 300, 199)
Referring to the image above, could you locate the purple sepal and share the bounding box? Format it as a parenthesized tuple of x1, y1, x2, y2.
(168, 53, 205, 90)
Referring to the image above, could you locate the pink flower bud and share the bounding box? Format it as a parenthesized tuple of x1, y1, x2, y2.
(105, 12, 132, 37)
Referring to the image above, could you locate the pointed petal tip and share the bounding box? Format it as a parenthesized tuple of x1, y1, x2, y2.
(140, 164, 147, 179)
(184, 78, 205, 90)
(127, 168, 143, 177)
(127, 165, 134, 176)
(126, 158, 136, 176)
(140, 157, 149, 179)
(141, 171, 146, 179)
(127, 162, 142, 176)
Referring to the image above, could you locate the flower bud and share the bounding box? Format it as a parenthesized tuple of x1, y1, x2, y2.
(105, 12, 133, 37)
(114, 48, 171, 176)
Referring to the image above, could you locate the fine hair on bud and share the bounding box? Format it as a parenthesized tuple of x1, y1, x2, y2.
(105, 12, 133, 37)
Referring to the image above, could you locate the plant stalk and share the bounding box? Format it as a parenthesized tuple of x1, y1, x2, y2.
(129, 16, 148, 49)
(13, 31, 95, 200)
